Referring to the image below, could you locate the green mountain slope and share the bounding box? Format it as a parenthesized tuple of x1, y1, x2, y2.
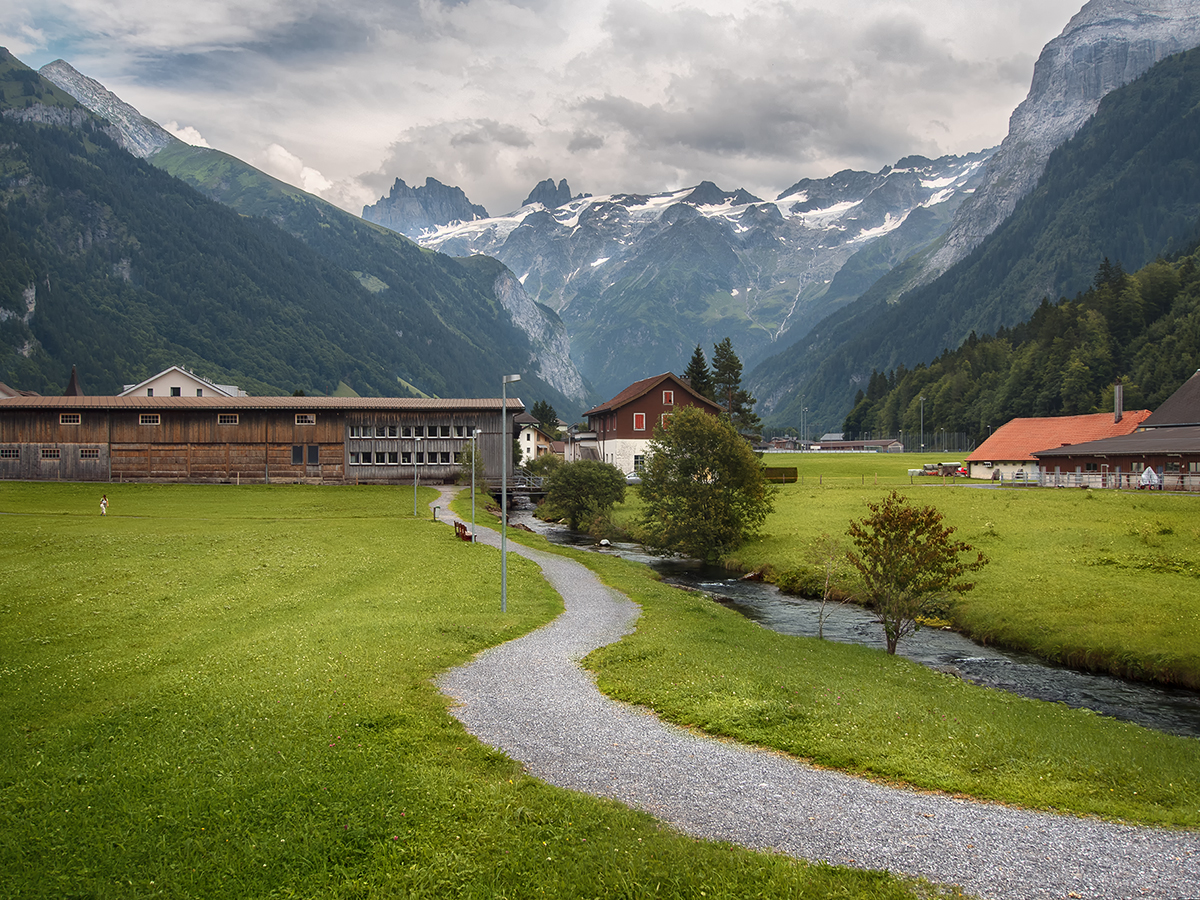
(1, 50, 583, 409)
(840, 247, 1200, 443)
(752, 46, 1200, 433)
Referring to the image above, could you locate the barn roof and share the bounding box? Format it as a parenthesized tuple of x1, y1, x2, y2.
(967, 410, 1152, 463)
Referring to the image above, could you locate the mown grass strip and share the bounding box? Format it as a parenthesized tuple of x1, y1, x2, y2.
(0, 482, 939, 900)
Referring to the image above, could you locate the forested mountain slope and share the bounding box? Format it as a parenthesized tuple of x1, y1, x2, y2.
(840, 248, 1200, 444)
(752, 46, 1200, 434)
(2, 50, 586, 410)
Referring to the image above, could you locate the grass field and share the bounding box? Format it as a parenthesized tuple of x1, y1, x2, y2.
(469, 468, 1200, 828)
(0, 481, 938, 900)
(613, 452, 1200, 688)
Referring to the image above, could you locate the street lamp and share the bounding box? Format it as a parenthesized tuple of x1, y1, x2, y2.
(802, 407, 808, 451)
(919, 396, 925, 453)
(470, 427, 478, 543)
(413, 435, 423, 516)
(501, 374, 521, 613)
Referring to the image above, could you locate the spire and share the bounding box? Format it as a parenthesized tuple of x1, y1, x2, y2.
(63, 365, 84, 396)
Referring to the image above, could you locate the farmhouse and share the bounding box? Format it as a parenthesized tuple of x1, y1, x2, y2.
(575, 372, 723, 474)
(965, 407, 1150, 481)
(0, 394, 522, 485)
(515, 412, 559, 465)
(1032, 370, 1200, 490)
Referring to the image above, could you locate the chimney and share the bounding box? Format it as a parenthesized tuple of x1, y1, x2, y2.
(1114, 380, 1123, 424)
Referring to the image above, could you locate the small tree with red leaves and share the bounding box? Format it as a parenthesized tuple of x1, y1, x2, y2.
(846, 491, 987, 654)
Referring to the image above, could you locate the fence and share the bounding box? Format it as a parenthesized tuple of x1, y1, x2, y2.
(1034, 471, 1200, 492)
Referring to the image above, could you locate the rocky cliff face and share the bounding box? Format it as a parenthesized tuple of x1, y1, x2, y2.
(361, 177, 489, 238)
(491, 270, 589, 403)
(38, 59, 176, 159)
(925, 0, 1200, 278)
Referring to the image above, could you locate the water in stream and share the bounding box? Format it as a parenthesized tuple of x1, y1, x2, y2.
(511, 507, 1200, 739)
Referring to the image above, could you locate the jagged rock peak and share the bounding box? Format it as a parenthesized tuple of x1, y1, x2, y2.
(681, 182, 763, 207)
(523, 178, 573, 209)
(926, 0, 1200, 277)
(38, 59, 176, 159)
(361, 176, 489, 239)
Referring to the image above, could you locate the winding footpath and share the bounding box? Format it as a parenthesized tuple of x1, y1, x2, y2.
(431, 488, 1197, 900)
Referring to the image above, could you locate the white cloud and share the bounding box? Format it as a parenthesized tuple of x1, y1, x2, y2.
(161, 121, 211, 147)
(15, 0, 1084, 214)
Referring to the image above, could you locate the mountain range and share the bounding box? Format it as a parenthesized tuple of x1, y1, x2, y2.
(4, 53, 589, 409)
(360, 0, 1200, 426)
(6, 0, 1200, 434)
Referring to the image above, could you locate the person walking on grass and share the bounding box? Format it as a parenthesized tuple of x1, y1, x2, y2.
(100, 494, 108, 516)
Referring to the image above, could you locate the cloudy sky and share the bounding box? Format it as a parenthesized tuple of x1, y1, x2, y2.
(5, 0, 1083, 215)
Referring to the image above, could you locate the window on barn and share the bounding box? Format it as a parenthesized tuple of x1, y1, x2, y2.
(140, 414, 160, 426)
(80, 448, 100, 460)
(41, 448, 61, 460)
(218, 414, 239, 425)
(307, 445, 319, 465)
(60, 413, 81, 425)
(0, 447, 18, 459)
(292, 445, 304, 465)
(296, 414, 316, 425)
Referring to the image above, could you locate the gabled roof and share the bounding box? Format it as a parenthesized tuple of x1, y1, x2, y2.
(119, 365, 241, 398)
(1141, 370, 1200, 428)
(1033, 424, 1200, 458)
(583, 372, 722, 417)
(967, 410, 1152, 463)
(0, 395, 523, 412)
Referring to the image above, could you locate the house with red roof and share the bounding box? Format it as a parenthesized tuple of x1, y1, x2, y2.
(574, 372, 723, 474)
(966, 408, 1151, 482)
(1033, 370, 1200, 490)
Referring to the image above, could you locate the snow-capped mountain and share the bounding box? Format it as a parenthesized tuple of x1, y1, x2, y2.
(393, 153, 990, 400)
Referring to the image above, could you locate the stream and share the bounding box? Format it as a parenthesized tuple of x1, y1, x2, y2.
(510, 507, 1200, 740)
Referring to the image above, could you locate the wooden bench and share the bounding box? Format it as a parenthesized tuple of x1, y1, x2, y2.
(454, 521, 473, 542)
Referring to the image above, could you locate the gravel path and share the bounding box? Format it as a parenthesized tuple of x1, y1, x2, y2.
(431, 488, 1197, 900)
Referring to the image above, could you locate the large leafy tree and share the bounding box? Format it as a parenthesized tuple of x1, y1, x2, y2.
(542, 459, 626, 533)
(682, 345, 713, 400)
(846, 491, 987, 654)
(710, 337, 760, 435)
(637, 405, 775, 560)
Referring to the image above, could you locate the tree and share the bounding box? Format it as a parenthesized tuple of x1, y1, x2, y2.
(456, 440, 487, 487)
(710, 337, 760, 434)
(846, 491, 987, 654)
(807, 533, 852, 640)
(531, 399, 560, 435)
(682, 345, 713, 400)
(637, 405, 775, 560)
(542, 459, 626, 533)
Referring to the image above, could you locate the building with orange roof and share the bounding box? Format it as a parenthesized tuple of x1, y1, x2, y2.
(966, 408, 1151, 482)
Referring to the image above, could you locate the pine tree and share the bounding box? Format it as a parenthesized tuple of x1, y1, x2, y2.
(711, 337, 761, 435)
(682, 345, 713, 399)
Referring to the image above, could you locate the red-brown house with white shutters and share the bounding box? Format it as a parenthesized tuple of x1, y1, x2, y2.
(574, 372, 723, 473)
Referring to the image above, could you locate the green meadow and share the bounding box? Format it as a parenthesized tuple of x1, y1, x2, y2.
(0, 482, 938, 900)
(610, 452, 1200, 688)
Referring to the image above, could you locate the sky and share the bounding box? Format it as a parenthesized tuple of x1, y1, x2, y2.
(4, 0, 1084, 216)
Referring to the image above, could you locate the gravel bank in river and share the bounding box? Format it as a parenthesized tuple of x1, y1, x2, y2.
(433, 489, 1196, 899)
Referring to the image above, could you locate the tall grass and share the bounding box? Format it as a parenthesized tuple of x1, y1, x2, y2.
(0, 482, 935, 900)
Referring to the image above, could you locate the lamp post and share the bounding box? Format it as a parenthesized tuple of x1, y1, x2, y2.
(501, 374, 521, 612)
(802, 406, 808, 451)
(470, 428, 477, 543)
(413, 435, 423, 516)
(919, 396, 925, 453)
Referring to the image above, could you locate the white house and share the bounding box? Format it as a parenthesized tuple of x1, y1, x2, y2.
(120, 366, 246, 399)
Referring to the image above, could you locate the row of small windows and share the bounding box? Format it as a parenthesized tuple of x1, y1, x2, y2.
(348, 451, 458, 466)
(348, 424, 468, 438)
(0, 447, 101, 460)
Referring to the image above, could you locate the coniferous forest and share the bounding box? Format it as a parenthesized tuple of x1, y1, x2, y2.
(841, 246, 1200, 445)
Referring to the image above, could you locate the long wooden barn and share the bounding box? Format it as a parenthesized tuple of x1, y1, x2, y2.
(0, 395, 523, 485)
